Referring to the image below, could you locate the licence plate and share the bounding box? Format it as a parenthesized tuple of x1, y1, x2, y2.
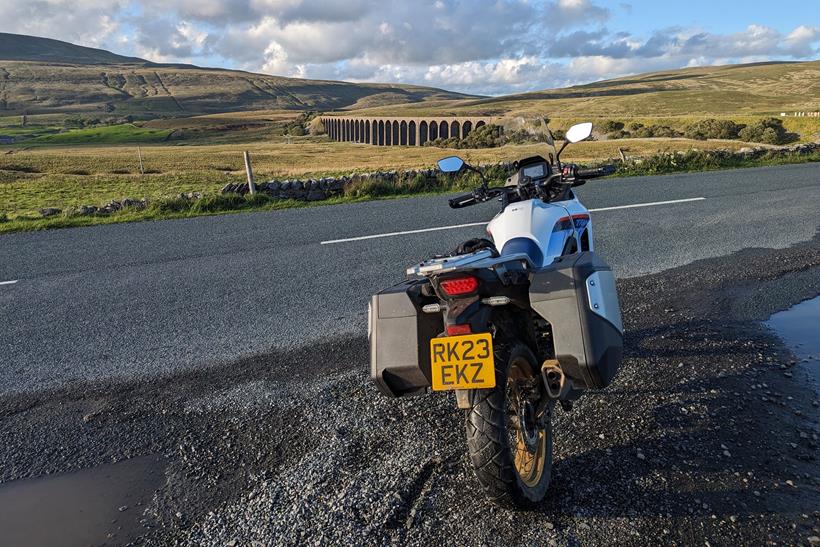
(430, 333, 495, 391)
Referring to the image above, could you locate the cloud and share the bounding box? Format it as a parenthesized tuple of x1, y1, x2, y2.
(0, 0, 128, 49)
(544, 0, 610, 29)
(783, 25, 820, 57)
(1, 0, 817, 96)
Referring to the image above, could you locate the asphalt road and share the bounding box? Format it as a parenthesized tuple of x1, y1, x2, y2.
(1, 163, 819, 395)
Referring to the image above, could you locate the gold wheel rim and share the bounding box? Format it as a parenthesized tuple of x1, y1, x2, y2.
(506, 359, 546, 488)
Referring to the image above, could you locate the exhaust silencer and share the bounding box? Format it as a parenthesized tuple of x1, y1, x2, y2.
(541, 359, 567, 399)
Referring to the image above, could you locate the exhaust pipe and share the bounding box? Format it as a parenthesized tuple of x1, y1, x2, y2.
(541, 360, 567, 399)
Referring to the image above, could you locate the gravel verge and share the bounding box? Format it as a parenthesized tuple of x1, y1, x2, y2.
(1, 234, 819, 545)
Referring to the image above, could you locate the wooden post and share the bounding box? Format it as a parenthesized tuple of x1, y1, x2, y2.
(137, 146, 144, 175)
(618, 148, 627, 163)
(243, 151, 256, 195)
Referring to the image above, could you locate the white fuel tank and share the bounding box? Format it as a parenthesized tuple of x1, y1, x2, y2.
(487, 198, 589, 268)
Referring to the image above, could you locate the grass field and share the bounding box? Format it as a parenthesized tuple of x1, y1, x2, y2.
(28, 124, 174, 144)
(352, 61, 820, 119)
(0, 136, 793, 219)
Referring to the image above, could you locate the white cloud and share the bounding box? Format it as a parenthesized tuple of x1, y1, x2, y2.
(1, 0, 817, 95)
(783, 25, 820, 57)
(0, 0, 128, 48)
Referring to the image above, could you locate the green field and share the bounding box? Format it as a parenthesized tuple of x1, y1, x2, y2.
(28, 124, 173, 144)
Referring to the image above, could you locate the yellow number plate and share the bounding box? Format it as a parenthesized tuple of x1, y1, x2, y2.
(430, 333, 495, 391)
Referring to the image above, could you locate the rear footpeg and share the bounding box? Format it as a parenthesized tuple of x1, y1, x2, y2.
(541, 360, 568, 399)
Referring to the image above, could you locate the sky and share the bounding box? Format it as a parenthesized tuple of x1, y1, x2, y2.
(1, 0, 818, 96)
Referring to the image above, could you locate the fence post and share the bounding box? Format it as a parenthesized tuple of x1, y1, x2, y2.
(244, 151, 256, 195)
(618, 148, 627, 163)
(137, 146, 144, 176)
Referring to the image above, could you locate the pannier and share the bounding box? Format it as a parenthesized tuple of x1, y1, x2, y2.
(529, 252, 623, 390)
(369, 279, 442, 398)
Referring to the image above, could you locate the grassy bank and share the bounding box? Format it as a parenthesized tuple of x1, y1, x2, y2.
(0, 138, 756, 219)
(2, 146, 817, 234)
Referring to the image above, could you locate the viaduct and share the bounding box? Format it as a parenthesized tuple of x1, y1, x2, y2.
(320, 116, 501, 146)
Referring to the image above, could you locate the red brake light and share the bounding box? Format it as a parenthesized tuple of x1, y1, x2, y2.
(446, 324, 472, 336)
(439, 275, 479, 296)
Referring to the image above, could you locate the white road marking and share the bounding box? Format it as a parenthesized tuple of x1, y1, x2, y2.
(0, 280, 18, 286)
(320, 196, 707, 245)
(589, 196, 706, 212)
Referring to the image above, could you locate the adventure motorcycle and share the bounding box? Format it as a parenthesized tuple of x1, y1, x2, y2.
(369, 122, 623, 507)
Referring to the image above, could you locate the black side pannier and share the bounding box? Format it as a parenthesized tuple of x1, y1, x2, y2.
(369, 279, 442, 398)
(529, 252, 623, 390)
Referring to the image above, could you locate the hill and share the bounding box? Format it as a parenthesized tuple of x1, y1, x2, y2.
(351, 61, 820, 118)
(0, 33, 474, 116)
(0, 33, 151, 65)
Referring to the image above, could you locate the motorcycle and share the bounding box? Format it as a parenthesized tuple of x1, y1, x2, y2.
(369, 122, 624, 507)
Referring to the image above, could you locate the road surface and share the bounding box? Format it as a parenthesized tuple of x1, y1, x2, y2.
(1, 162, 819, 394)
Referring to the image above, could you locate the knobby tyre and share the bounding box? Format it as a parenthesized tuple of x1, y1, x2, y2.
(465, 341, 553, 507)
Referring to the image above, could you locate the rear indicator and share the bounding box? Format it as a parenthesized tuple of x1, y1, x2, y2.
(446, 324, 472, 336)
(439, 276, 479, 296)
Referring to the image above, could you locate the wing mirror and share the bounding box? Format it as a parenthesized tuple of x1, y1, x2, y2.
(565, 122, 593, 143)
(437, 156, 465, 173)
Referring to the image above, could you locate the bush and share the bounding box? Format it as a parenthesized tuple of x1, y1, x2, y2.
(602, 120, 625, 133)
(607, 130, 630, 139)
(633, 124, 682, 138)
(283, 111, 319, 136)
(462, 124, 505, 148)
(628, 122, 644, 131)
(308, 116, 326, 136)
(738, 118, 797, 145)
(684, 119, 742, 140)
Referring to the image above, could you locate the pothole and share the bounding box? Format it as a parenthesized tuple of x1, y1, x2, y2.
(0, 454, 166, 547)
(766, 295, 820, 394)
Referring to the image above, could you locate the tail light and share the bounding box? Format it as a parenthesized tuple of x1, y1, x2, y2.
(439, 275, 479, 296)
(446, 324, 472, 336)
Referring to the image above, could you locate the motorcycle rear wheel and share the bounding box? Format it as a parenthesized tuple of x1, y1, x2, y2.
(465, 342, 553, 507)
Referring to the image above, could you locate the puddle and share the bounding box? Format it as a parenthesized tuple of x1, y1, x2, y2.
(765, 295, 820, 394)
(0, 454, 166, 547)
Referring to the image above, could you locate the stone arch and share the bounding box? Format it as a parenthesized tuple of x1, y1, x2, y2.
(450, 121, 460, 140)
(475, 120, 486, 130)
(365, 120, 371, 144)
(409, 121, 416, 146)
(439, 121, 449, 140)
(400, 121, 408, 145)
(385, 121, 392, 145)
(360, 120, 366, 142)
(355, 120, 360, 142)
(378, 120, 385, 146)
(345, 120, 350, 141)
(392, 121, 400, 146)
(462, 120, 472, 138)
(429, 121, 438, 141)
(419, 121, 428, 145)
(371, 120, 378, 144)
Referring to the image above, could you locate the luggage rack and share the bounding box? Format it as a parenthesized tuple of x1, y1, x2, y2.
(406, 248, 535, 276)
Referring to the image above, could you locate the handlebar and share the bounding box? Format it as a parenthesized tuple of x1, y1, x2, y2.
(575, 165, 616, 179)
(446, 164, 615, 209)
(448, 193, 478, 208)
